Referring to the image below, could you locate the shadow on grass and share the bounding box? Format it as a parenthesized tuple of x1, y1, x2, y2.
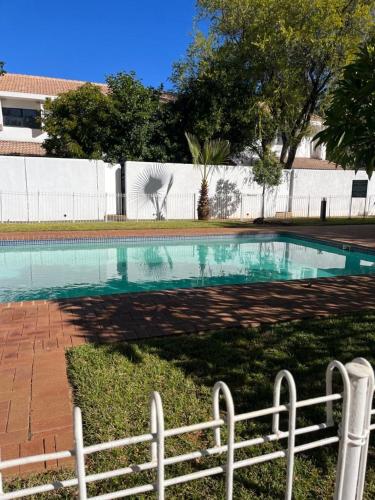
(65, 312, 375, 499)
(10, 313, 374, 499)
(112, 312, 375, 415)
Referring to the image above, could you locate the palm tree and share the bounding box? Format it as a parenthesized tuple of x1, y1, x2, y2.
(185, 133, 231, 220)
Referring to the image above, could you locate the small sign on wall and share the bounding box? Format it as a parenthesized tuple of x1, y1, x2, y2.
(351, 180, 368, 198)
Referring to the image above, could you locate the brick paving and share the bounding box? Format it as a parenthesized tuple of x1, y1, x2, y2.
(0, 224, 374, 477)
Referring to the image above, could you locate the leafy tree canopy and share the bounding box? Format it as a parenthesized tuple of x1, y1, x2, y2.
(174, 0, 375, 167)
(169, 70, 258, 162)
(315, 39, 375, 177)
(104, 72, 168, 163)
(43, 83, 112, 159)
(43, 72, 172, 163)
(0, 61, 5, 76)
(252, 152, 283, 189)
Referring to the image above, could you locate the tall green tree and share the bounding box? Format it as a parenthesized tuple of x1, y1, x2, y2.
(43, 83, 112, 159)
(43, 72, 172, 163)
(315, 39, 375, 177)
(251, 102, 283, 217)
(185, 132, 231, 219)
(253, 152, 283, 218)
(104, 72, 169, 163)
(176, 0, 375, 167)
(170, 69, 258, 162)
(0, 61, 5, 76)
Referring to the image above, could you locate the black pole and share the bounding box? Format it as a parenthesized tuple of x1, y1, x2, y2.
(120, 160, 126, 217)
(320, 197, 327, 221)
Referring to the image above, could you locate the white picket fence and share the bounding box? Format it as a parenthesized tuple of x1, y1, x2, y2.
(1, 357, 374, 499)
(0, 191, 374, 222)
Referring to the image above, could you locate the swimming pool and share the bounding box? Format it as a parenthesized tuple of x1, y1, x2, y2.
(0, 234, 374, 303)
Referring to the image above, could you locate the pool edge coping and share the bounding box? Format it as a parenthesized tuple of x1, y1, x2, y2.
(0, 228, 374, 255)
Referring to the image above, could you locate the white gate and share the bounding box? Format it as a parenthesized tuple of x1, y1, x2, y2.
(0, 357, 374, 499)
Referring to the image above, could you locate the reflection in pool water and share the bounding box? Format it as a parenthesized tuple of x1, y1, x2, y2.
(0, 235, 374, 303)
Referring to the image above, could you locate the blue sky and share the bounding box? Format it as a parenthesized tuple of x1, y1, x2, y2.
(1, 0, 197, 89)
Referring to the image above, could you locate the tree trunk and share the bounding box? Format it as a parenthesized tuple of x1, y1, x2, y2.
(284, 89, 320, 168)
(285, 143, 299, 169)
(279, 133, 289, 164)
(198, 179, 210, 220)
(261, 184, 266, 218)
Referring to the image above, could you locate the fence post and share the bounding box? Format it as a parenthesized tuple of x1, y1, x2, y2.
(212, 382, 235, 500)
(0, 192, 2, 223)
(151, 392, 165, 500)
(74, 407, 87, 499)
(285, 196, 289, 218)
(272, 371, 297, 500)
(240, 194, 243, 221)
(26, 191, 30, 223)
(72, 193, 75, 223)
(193, 193, 196, 220)
(349, 196, 353, 219)
(335, 360, 374, 500)
(363, 196, 368, 218)
(37, 191, 40, 223)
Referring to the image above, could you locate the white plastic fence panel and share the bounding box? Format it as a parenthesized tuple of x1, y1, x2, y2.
(0, 192, 374, 222)
(0, 358, 373, 499)
(367, 195, 375, 216)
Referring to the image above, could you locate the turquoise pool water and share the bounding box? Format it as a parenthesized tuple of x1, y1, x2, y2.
(0, 235, 374, 303)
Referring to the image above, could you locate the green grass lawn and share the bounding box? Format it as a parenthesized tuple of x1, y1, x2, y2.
(6, 312, 375, 498)
(0, 217, 375, 232)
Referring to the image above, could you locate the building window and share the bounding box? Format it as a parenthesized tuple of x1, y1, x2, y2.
(351, 180, 368, 198)
(275, 133, 283, 145)
(2, 107, 41, 129)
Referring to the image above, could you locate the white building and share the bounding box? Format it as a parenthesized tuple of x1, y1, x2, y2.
(0, 73, 175, 157)
(0, 73, 107, 156)
(0, 72, 330, 167)
(272, 115, 327, 162)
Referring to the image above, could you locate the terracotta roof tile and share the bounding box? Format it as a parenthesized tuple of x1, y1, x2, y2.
(292, 157, 342, 170)
(159, 92, 176, 103)
(0, 73, 107, 96)
(0, 73, 174, 102)
(0, 141, 45, 156)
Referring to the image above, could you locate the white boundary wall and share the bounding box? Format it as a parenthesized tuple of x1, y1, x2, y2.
(0, 156, 121, 221)
(0, 157, 375, 221)
(292, 169, 375, 217)
(125, 161, 375, 220)
(125, 161, 291, 220)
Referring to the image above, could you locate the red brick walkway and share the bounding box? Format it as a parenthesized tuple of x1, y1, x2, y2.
(0, 224, 374, 476)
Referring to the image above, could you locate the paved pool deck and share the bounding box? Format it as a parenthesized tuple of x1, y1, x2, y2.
(0, 224, 374, 476)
